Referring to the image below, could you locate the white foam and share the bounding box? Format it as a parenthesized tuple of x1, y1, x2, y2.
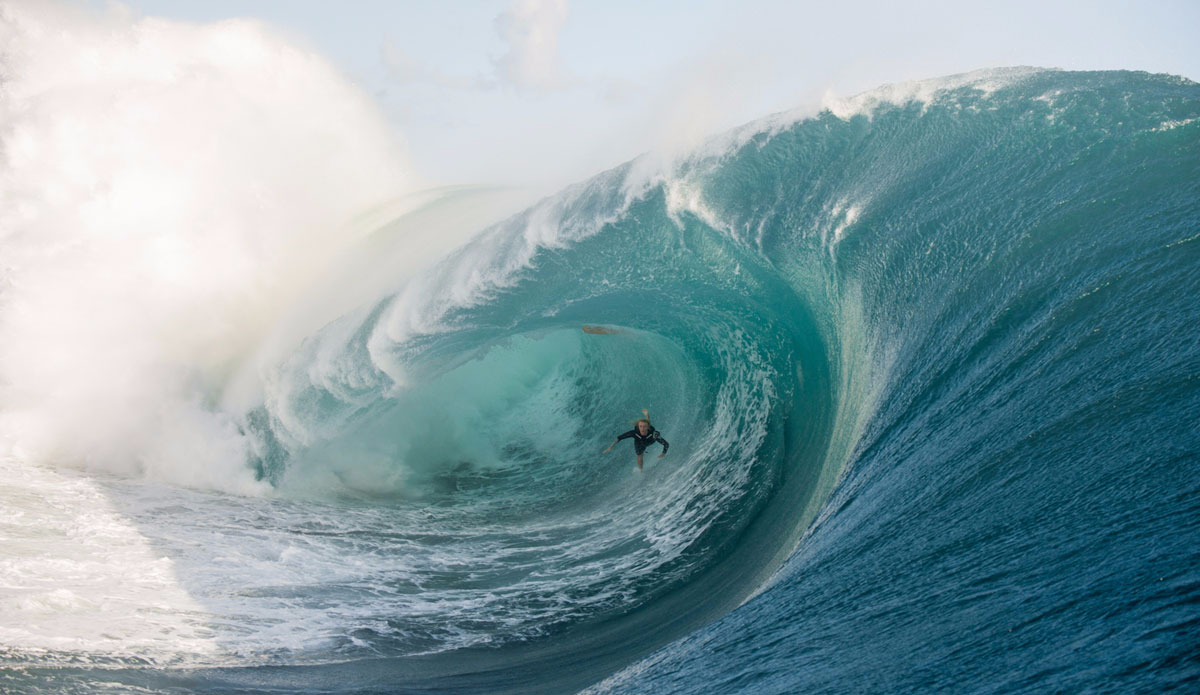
(820, 67, 1050, 121)
(0, 457, 218, 665)
(828, 201, 863, 249)
(1154, 117, 1198, 132)
(0, 2, 414, 492)
(375, 174, 636, 348)
(663, 178, 728, 234)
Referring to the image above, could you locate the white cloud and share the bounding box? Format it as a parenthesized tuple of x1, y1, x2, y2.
(492, 0, 569, 92)
(380, 0, 571, 94)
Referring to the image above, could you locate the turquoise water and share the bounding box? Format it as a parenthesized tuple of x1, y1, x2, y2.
(4, 68, 1199, 693)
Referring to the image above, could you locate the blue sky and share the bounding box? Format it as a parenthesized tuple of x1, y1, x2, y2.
(105, 1, 1200, 188)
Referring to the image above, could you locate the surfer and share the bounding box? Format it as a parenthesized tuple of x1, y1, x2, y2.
(603, 409, 669, 471)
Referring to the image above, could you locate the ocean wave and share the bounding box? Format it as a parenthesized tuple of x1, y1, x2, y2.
(2, 22, 1197, 692)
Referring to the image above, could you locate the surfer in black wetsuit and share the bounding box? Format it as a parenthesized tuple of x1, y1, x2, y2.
(603, 409, 669, 471)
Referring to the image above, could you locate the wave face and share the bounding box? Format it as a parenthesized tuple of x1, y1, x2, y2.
(4, 61, 1200, 694)
(584, 70, 1200, 693)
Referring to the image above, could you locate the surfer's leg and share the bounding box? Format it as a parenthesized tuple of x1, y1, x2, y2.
(634, 441, 647, 470)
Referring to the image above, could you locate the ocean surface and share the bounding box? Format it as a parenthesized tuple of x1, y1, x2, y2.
(2, 61, 1198, 694)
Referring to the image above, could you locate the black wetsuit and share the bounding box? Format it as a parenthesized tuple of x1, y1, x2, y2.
(616, 427, 669, 456)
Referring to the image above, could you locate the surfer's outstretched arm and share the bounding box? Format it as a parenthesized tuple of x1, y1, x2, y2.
(603, 429, 637, 453)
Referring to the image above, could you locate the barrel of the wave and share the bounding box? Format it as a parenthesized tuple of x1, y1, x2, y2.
(228, 143, 843, 691)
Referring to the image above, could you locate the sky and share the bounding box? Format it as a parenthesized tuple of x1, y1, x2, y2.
(97, 0, 1200, 189)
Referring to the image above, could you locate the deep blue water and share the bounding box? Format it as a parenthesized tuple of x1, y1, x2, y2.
(4, 68, 1199, 694)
